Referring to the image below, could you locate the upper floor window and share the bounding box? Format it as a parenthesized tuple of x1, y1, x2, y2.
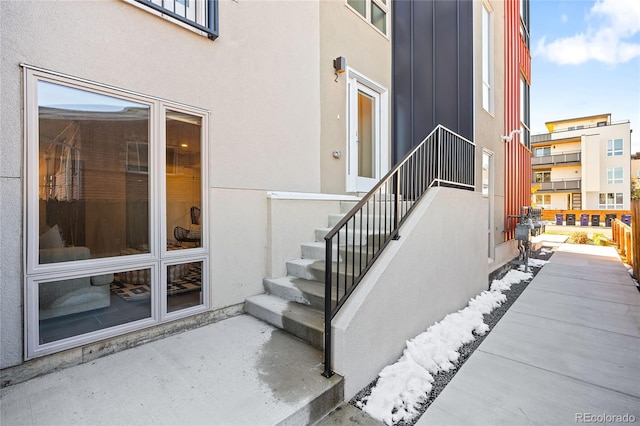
(519, 0, 530, 47)
(607, 139, 623, 156)
(535, 147, 550, 157)
(482, 3, 494, 114)
(520, 75, 530, 149)
(607, 167, 623, 184)
(534, 171, 551, 183)
(135, 0, 218, 40)
(347, 0, 389, 35)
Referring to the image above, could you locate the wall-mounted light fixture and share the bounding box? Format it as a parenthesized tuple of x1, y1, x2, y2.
(501, 129, 522, 142)
(333, 56, 346, 82)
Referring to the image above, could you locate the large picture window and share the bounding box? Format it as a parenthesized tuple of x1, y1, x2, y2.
(598, 192, 623, 209)
(24, 67, 208, 358)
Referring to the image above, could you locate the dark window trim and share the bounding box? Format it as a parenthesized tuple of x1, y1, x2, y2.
(135, 0, 218, 40)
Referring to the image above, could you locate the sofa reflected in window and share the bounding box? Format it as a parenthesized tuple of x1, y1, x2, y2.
(38, 224, 113, 320)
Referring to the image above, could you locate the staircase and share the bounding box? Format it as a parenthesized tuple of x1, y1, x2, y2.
(245, 200, 370, 351)
(248, 124, 475, 393)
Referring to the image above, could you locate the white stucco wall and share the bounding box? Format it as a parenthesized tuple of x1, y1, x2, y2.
(1, 0, 324, 369)
(266, 193, 360, 279)
(331, 187, 488, 398)
(550, 193, 570, 210)
(553, 166, 581, 180)
(551, 141, 581, 154)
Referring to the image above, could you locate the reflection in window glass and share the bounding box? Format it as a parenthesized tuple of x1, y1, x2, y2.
(38, 81, 150, 262)
(482, 5, 492, 112)
(167, 261, 203, 313)
(371, 1, 386, 34)
(348, 0, 366, 17)
(39, 268, 152, 344)
(607, 139, 623, 156)
(166, 110, 202, 250)
(482, 152, 490, 197)
(598, 192, 623, 209)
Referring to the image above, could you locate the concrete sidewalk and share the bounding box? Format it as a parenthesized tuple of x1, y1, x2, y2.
(417, 243, 640, 425)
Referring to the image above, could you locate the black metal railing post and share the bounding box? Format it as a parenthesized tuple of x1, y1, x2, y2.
(322, 238, 333, 377)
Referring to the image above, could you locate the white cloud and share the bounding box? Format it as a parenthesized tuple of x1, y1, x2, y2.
(535, 0, 640, 65)
(561, 14, 568, 23)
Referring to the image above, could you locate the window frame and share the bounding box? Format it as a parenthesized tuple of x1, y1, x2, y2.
(23, 65, 210, 358)
(598, 192, 623, 209)
(520, 74, 531, 149)
(534, 147, 550, 157)
(606, 138, 623, 156)
(534, 171, 551, 183)
(534, 194, 550, 207)
(606, 167, 623, 184)
(346, 0, 389, 37)
(482, 2, 494, 114)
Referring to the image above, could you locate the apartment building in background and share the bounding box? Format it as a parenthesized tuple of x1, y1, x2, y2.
(632, 152, 640, 194)
(531, 113, 632, 210)
(1, 0, 531, 407)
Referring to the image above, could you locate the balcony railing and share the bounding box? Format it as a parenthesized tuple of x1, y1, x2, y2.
(532, 151, 581, 166)
(135, 0, 218, 40)
(534, 178, 581, 191)
(322, 125, 475, 377)
(532, 120, 630, 144)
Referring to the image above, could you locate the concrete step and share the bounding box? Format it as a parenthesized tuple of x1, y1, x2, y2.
(339, 198, 414, 214)
(286, 258, 327, 282)
(314, 227, 391, 244)
(301, 241, 338, 260)
(281, 378, 345, 426)
(327, 213, 398, 230)
(301, 240, 384, 264)
(264, 276, 326, 311)
(286, 258, 364, 284)
(244, 293, 324, 350)
(264, 276, 345, 311)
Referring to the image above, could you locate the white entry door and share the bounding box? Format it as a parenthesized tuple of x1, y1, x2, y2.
(347, 71, 388, 193)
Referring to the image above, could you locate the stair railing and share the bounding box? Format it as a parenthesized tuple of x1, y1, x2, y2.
(322, 124, 475, 377)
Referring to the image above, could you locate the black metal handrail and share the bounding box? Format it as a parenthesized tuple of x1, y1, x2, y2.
(322, 125, 475, 377)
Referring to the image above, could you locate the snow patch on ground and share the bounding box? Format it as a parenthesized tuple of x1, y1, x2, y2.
(358, 268, 534, 425)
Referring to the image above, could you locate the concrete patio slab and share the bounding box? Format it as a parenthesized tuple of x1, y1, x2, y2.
(0, 315, 343, 426)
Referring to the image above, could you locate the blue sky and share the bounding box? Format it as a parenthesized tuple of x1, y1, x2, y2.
(530, 0, 640, 152)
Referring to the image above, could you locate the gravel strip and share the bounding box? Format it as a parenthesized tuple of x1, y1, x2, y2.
(349, 247, 554, 426)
